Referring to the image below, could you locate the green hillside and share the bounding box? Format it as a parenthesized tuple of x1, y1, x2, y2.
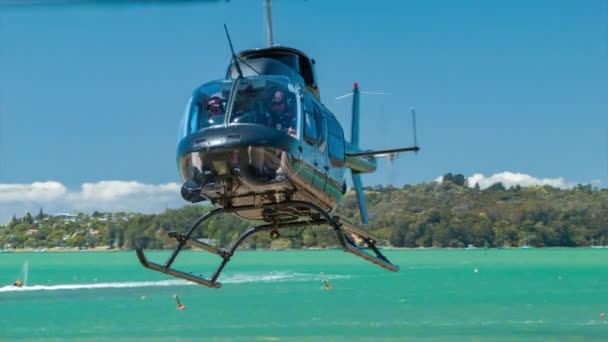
(2, 174, 607, 250)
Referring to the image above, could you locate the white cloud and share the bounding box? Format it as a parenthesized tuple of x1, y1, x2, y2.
(74, 181, 180, 202)
(0, 182, 67, 203)
(0, 180, 184, 224)
(461, 171, 567, 189)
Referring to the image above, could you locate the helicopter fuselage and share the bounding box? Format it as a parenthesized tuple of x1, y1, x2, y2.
(178, 123, 344, 221)
(176, 74, 361, 222)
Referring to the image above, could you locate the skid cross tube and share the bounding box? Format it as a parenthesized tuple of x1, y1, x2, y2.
(136, 200, 398, 288)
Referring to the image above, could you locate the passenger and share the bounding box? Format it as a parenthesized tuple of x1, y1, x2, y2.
(206, 97, 223, 116)
(13, 279, 22, 287)
(268, 90, 296, 136)
(198, 96, 224, 128)
(265, 89, 296, 181)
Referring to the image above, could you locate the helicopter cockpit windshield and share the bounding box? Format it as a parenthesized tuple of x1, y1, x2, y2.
(182, 80, 230, 136)
(181, 76, 299, 138)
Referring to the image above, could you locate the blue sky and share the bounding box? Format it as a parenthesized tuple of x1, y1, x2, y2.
(0, 0, 607, 222)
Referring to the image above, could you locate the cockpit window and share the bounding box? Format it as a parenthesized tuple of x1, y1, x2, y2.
(178, 97, 192, 141)
(183, 80, 231, 134)
(326, 115, 345, 167)
(229, 78, 299, 136)
(190, 81, 232, 133)
(180, 77, 300, 137)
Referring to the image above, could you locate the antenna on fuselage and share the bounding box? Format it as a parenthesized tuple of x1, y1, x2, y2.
(264, 0, 274, 46)
(605, 127, 608, 188)
(224, 24, 243, 79)
(411, 107, 418, 152)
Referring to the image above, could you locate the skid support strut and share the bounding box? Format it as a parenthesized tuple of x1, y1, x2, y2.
(135, 201, 398, 288)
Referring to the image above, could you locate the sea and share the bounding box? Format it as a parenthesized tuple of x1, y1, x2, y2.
(1, 248, 607, 341)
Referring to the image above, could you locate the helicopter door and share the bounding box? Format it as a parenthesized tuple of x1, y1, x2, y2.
(302, 96, 327, 193)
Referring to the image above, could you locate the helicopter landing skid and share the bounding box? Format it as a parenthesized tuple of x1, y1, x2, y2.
(135, 201, 398, 289)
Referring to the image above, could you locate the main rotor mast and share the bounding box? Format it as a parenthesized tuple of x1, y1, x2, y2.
(264, 0, 274, 46)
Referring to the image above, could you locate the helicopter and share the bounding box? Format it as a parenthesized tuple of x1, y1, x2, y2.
(4, 0, 420, 289)
(133, 0, 421, 289)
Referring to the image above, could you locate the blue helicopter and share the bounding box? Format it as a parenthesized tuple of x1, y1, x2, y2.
(133, 1, 420, 289)
(3, 0, 420, 288)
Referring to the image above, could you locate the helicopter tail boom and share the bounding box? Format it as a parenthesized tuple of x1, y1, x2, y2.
(346, 145, 420, 159)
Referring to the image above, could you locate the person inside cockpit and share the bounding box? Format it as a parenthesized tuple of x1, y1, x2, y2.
(206, 96, 223, 116)
(268, 90, 296, 136)
(198, 96, 224, 127)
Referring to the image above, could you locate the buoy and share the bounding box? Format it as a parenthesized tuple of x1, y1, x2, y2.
(600, 313, 605, 319)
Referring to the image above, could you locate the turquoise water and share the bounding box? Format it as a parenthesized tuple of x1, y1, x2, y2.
(1, 249, 608, 341)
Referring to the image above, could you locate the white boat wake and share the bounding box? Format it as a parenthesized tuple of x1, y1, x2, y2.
(0, 272, 350, 293)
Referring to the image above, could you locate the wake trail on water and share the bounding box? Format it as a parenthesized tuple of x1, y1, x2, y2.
(0, 272, 351, 293)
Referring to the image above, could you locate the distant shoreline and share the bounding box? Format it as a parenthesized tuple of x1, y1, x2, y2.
(3, 245, 607, 253)
(2, 247, 118, 253)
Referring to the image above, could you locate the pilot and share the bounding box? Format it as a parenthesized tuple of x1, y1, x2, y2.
(269, 90, 296, 136)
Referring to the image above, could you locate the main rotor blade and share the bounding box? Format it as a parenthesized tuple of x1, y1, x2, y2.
(0, 0, 223, 8)
(335, 91, 391, 100)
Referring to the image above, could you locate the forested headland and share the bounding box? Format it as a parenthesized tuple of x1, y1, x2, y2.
(2, 173, 607, 250)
